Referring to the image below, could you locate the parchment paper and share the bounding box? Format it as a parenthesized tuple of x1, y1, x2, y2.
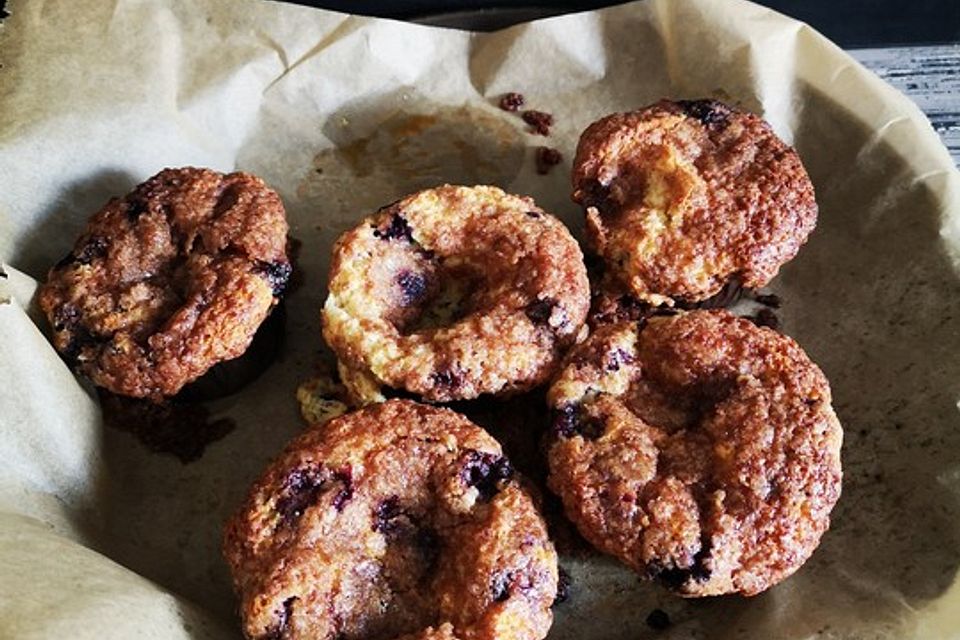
(2, 0, 960, 637)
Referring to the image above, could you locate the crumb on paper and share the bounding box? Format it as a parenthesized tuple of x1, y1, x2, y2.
(498, 92, 525, 112)
(522, 110, 554, 135)
(296, 377, 348, 426)
(646, 608, 671, 631)
(535, 146, 563, 174)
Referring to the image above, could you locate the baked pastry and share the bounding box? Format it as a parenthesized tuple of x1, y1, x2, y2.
(223, 399, 558, 640)
(38, 167, 290, 401)
(572, 99, 817, 306)
(321, 185, 590, 403)
(546, 309, 842, 596)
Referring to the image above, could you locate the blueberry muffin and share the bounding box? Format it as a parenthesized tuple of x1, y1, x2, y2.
(546, 310, 842, 596)
(38, 167, 290, 400)
(223, 399, 559, 640)
(572, 99, 817, 306)
(322, 185, 590, 403)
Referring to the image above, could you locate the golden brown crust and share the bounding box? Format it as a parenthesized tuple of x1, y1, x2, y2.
(223, 400, 558, 640)
(572, 99, 817, 305)
(37, 167, 290, 400)
(321, 185, 590, 403)
(546, 310, 842, 596)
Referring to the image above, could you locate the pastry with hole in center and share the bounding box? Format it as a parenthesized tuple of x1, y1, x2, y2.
(321, 185, 590, 404)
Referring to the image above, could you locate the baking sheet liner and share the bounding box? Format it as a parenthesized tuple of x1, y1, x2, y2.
(2, 0, 960, 637)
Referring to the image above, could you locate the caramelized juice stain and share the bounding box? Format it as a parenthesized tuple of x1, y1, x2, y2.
(306, 104, 524, 202)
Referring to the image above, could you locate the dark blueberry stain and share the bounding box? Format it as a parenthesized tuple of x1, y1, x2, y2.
(551, 404, 605, 440)
(396, 270, 428, 304)
(431, 369, 461, 389)
(275, 465, 328, 525)
(52, 302, 80, 332)
(648, 542, 712, 591)
(677, 99, 730, 128)
(331, 467, 354, 512)
(260, 596, 297, 640)
(491, 572, 512, 602)
(605, 348, 634, 372)
(551, 405, 579, 438)
(524, 210, 542, 219)
(254, 260, 293, 297)
(126, 198, 149, 222)
(74, 236, 109, 265)
(460, 450, 513, 500)
(373, 213, 414, 242)
(555, 566, 572, 604)
(525, 298, 555, 325)
(646, 608, 671, 631)
(373, 495, 403, 534)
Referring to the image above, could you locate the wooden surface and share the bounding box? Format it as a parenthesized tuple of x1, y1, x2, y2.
(851, 44, 960, 166)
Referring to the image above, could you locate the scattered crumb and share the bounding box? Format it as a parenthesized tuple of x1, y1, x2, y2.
(498, 92, 525, 112)
(522, 110, 554, 135)
(296, 376, 349, 426)
(646, 608, 671, 631)
(535, 146, 563, 175)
